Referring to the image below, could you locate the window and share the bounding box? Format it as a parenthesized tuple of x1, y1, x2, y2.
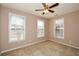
(54, 18, 64, 39)
(9, 13, 25, 42)
(37, 20, 44, 38)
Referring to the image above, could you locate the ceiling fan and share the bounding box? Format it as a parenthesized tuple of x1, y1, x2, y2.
(35, 3, 59, 15)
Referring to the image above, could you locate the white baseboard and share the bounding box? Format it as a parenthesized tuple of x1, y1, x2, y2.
(1, 40, 46, 54)
(50, 39, 79, 49)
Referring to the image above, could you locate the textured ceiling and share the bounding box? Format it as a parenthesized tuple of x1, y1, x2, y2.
(1, 3, 79, 19)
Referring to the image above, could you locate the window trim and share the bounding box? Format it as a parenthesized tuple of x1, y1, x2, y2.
(54, 18, 64, 39)
(8, 13, 26, 43)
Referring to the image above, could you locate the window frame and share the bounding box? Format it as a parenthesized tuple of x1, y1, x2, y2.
(54, 18, 64, 39)
(8, 13, 26, 43)
(37, 19, 45, 38)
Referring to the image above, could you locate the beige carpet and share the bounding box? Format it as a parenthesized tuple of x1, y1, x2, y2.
(1, 40, 79, 56)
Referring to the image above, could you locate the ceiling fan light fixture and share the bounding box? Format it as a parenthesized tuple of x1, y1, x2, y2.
(43, 9, 49, 13)
(35, 3, 59, 15)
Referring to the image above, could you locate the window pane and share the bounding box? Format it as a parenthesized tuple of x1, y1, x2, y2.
(54, 18, 64, 39)
(9, 13, 25, 42)
(37, 20, 44, 38)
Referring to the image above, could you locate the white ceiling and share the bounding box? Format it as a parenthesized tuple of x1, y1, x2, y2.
(1, 3, 79, 19)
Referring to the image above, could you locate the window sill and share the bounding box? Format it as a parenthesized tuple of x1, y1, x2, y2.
(9, 39, 25, 43)
(55, 36, 64, 39)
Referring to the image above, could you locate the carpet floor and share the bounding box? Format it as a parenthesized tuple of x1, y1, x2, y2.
(1, 40, 79, 56)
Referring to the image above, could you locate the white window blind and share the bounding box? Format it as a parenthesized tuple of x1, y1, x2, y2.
(9, 13, 25, 42)
(54, 18, 64, 39)
(37, 20, 44, 38)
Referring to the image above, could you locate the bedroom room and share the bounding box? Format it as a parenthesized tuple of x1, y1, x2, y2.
(0, 3, 79, 56)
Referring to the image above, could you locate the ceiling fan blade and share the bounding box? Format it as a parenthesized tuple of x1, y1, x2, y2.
(49, 3, 59, 9)
(48, 10, 54, 13)
(35, 9, 44, 11)
(42, 3, 46, 8)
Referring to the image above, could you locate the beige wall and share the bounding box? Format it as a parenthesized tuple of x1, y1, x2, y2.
(0, 5, 1, 52)
(49, 10, 79, 48)
(0, 6, 49, 51)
